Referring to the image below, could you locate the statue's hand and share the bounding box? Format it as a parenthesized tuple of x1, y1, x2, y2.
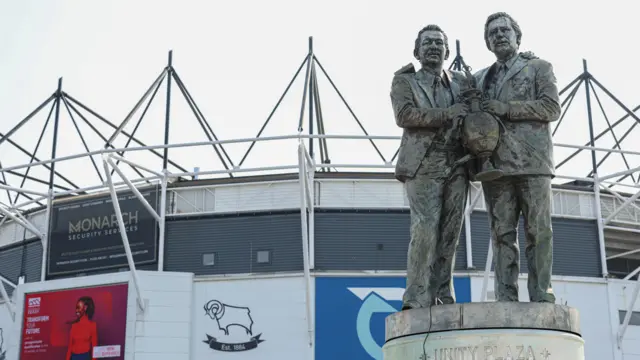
(481, 100, 509, 117)
(447, 103, 469, 121)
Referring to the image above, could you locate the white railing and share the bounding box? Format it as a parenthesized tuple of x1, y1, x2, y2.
(164, 179, 613, 218)
(2, 135, 640, 197)
(167, 180, 302, 216)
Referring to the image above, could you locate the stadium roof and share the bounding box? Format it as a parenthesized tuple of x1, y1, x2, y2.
(1, 37, 640, 215)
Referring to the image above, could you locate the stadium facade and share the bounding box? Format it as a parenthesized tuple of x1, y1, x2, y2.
(0, 40, 639, 360)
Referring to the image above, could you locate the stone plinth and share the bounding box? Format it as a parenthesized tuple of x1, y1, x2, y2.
(384, 302, 583, 360)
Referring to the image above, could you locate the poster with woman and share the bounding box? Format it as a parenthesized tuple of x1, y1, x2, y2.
(20, 283, 128, 360)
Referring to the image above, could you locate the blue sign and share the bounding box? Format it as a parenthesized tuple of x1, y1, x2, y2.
(315, 276, 471, 360)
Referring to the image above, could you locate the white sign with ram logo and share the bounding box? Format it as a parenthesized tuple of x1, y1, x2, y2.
(193, 276, 311, 360)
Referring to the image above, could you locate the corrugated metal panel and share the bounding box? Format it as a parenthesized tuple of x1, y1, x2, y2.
(317, 180, 406, 208)
(0, 238, 42, 296)
(314, 210, 467, 271)
(471, 212, 601, 277)
(213, 182, 300, 213)
(552, 218, 601, 276)
(0, 210, 47, 247)
(0, 210, 603, 290)
(170, 182, 301, 215)
(0, 240, 158, 289)
(469, 212, 492, 270)
(25, 238, 43, 282)
(164, 211, 303, 275)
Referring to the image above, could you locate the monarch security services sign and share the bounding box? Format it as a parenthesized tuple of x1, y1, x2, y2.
(47, 187, 159, 276)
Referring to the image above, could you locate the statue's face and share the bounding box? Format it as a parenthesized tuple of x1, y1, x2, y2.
(487, 17, 518, 58)
(417, 30, 446, 68)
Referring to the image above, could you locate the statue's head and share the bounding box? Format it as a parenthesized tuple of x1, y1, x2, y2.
(413, 24, 450, 70)
(484, 12, 522, 59)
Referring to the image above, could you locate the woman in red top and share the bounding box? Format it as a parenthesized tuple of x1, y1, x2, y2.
(66, 296, 98, 360)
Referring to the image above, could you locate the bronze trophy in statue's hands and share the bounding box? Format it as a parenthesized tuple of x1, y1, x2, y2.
(458, 66, 504, 182)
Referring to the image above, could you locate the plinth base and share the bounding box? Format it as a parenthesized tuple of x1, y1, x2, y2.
(384, 302, 583, 360)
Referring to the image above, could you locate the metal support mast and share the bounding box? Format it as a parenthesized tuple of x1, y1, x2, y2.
(448, 40, 469, 71)
(98, 51, 235, 180)
(582, 60, 609, 280)
(239, 36, 387, 171)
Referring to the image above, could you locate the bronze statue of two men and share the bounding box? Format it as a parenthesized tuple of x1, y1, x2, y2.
(391, 12, 561, 310)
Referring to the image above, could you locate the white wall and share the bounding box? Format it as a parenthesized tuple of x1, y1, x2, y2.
(0, 299, 15, 360)
(6, 270, 193, 360)
(2, 269, 634, 360)
(608, 279, 640, 360)
(191, 275, 312, 360)
(128, 271, 194, 360)
(470, 274, 617, 360)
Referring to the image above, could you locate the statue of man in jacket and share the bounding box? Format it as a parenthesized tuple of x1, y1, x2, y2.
(390, 24, 470, 309)
(474, 12, 561, 303)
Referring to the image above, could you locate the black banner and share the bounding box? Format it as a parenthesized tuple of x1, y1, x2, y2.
(203, 334, 264, 352)
(47, 186, 159, 276)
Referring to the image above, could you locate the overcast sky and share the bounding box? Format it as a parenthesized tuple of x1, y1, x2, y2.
(1, 0, 639, 206)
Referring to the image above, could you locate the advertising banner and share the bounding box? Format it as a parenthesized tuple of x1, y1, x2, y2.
(315, 276, 471, 360)
(20, 283, 129, 360)
(47, 187, 159, 276)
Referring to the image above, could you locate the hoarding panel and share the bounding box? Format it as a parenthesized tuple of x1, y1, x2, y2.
(315, 276, 471, 360)
(20, 283, 129, 360)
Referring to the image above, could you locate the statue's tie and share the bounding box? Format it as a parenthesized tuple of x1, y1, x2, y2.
(494, 64, 507, 97)
(433, 77, 445, 109)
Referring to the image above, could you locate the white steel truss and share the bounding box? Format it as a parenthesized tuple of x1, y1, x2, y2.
(0, 274, 16, 322)
(0, 134, 639, 343)
(298, 138, 315, 348)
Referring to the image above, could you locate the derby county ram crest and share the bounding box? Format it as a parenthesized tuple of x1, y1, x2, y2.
(202, 299, 265, 352)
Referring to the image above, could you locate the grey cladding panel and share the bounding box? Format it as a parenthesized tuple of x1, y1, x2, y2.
(0, 210, 601, 289)
(551, 218, 601, 277)
(0, 237, 157, 283)
(0, 239, 42, 296)
(471, 212, 601, 277)
(314, 210, 467, 271)
(469, 212, 491, 270)
(165, 212, 303, 275)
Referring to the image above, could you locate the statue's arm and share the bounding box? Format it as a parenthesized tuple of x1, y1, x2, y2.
(506, 61, 561, 122)
(390, 76, 447, 129)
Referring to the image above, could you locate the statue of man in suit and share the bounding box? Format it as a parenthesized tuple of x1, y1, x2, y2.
(473, 12, 561, 303)
(390, 24, 470, 310)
